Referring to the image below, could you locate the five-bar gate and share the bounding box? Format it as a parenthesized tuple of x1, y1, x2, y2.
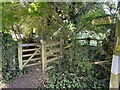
(18, 40, 64, 74)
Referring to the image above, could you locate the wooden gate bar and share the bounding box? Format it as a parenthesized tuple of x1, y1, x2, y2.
(22, 48, 39, 52)
(45, 66, 54, 71)
(46, 56, 60, 63)
(23, 57, 41, 63)
(45, 41, 61, 47)
(18, 43, 40, 47)
(46, 49, 61, 56)
(22, 53, 41, 57)
(24, 62, 40, 67)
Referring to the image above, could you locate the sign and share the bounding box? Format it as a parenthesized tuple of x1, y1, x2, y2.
(92, 8, 120, 88)
(91, 16, 113, 25)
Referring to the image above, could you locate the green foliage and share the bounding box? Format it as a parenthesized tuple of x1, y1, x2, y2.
(1, 33, 28, 82)
(27, 2, 49, 16)
(1, 33, 16, 81)
(44, 41, 109, 89)
(2, 2, 114, 88)
(41, 2, 111, 89)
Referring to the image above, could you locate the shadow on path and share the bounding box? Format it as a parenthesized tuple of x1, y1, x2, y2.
(1, 66, 44, 88)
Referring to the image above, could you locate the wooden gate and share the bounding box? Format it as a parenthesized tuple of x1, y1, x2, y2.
(18, 42, 41, 70)
(18, 40, 64, 74)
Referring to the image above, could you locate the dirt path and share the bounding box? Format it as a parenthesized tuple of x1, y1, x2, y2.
(1, 66, 44, 89)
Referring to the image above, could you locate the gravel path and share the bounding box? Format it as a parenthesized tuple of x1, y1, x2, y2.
(1, 66, 44, 89)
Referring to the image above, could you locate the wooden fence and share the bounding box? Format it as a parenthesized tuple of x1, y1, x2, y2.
(18, 40, 64, 74)
(41, 39, 64, 74)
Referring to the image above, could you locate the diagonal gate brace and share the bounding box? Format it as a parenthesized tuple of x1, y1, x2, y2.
(22, 46, 41, 68)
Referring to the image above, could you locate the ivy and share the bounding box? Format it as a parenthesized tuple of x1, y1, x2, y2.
(44, 41, 109, 89)
(1, 33, 28, 82)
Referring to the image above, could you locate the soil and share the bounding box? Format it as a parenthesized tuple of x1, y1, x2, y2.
(0, 66, 44, 89)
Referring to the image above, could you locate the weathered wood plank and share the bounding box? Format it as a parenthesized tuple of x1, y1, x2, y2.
(93, 61, 108, 64)
(45, 41, 61, 47)
(64, 43, 72, 49)
(46, 56, 60, 63)
(42, 41, 46, 74)
(18, 43, 41, 47)
(23, 57, 41, 63)
(24, 62, 41, 67)
(18, 42, 23, 70)
(23, 48, 40, 52)
(46, 49, 60, 56)
(45, 66, 54, 71)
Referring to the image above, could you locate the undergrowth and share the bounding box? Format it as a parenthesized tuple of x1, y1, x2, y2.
(44, 42, 110, 89)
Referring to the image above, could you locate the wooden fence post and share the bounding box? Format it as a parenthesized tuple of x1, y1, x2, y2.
(41, 41, 46, 75)
(18, 42, 23, 70)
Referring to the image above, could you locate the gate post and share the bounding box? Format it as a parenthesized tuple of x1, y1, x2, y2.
(18, 42, 23, 70)
(41, 41, 46, 75)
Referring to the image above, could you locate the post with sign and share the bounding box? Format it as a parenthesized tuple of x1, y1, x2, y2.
(92, 8, 120, 89)
(109, 9, 120, 89)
